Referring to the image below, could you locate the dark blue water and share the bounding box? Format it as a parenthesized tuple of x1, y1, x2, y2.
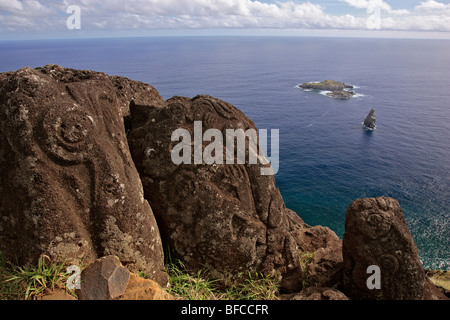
(0, 37, 449, 269)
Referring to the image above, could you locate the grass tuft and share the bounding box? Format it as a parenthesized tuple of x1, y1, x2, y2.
(1, 250, 281, 301)
(163, 258, 280, 300)
(298, 250, 316, 288)
(164, 259, 223, 300)
(0, 253, 79, 300)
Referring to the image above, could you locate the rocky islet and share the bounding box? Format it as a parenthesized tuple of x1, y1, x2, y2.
(299, 80, 356, 100)
(364, 108, 377, 130)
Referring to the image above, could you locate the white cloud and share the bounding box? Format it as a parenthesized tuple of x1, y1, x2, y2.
(0, 0, 23, 12)
(340, 0, 390, 11)
(340, 0, 410, 15)
(340, 0, 450, 31)
(416, 0, 450, 10)
(70, 0, 368, 30)
(0, 0, 450, 35)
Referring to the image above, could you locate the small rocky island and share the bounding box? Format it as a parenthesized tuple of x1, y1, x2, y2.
(299, 80, 356, 100)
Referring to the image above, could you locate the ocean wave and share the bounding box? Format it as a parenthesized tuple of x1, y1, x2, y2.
(319, 90, 332, 96)
(362, 122, 376, 131)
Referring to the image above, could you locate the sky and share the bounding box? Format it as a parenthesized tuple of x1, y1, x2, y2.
(1, 0, 450, 40)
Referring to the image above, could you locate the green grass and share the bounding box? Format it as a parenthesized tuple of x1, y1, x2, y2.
(224, 272, 280, 300)
(0, 253, 79, 300)
(163, 259, 280, 300)
(298, 251, 316, 288)
(3, 250, 448, 300)
(164, 260, 223, 300)
(1, 252, 281, 300)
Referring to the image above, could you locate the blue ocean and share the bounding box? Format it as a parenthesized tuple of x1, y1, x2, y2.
(0, 36, 448, 270)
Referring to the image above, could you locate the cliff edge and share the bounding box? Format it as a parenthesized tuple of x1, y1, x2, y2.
(0, 66, 446, 300)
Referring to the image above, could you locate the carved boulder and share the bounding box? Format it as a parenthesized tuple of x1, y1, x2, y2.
(127, 94, 339, 290)
(343, 197, 447, 300)
(0, 65, 168, 285)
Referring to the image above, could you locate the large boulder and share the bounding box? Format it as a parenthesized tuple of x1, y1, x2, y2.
(0, 65, 167, 284)
(77, 255, 173, 300)
(127, 94, 339, 290)
(77, 255, 131, 300)
(343, 197, 448, 300)
(305, 240, 343, 288)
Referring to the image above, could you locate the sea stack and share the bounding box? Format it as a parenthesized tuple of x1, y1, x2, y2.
(364, 109, 376, 129)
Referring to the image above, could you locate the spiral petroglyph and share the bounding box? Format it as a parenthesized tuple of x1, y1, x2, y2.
(0, 65, 168, 286)
(39, 103, 95, 164)
(343, 197, 446, 300)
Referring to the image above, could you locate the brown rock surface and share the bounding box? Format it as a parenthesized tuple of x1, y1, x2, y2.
(343, 197, 448, 300)
(76, 255, 174, 300)
(37, 289, 77, 301)
(291, 287, 349, 300)
(306, 240, 343, 288)
(0, 65, 167, 284)
(119, 274, 174, 300)
(77, 255, 130, 300)
(127, 94, 340, 291)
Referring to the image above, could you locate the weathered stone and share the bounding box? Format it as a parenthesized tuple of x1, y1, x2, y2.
(363, 109, 376, 129)
(77, 256, 130, 300)
(299, 80, 355, 99)
(127, 94, 340, 291)
(0, 65, 168, 285)
(119, 274, 174, 300)
(326, 90, 355, 100)
(292, 223, 340, 254)
(291, 287, 349, 300)
(343, 197, 448, 300)
(299, 80, 353, 92)
(306, 240, 343, 288)
(38, 289, 77, 300)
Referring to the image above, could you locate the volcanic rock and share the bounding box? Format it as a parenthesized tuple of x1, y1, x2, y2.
(127, 95, 340, 291)
(305, 240, 343, 288)
(326, 90, 355, 100)
(291, 287, 349, 300)
(364, 109, 376, 129)
(77, 255, 174, 300)
(299, 80, 353, 92)
(343, 197, 448, 300)
(119, 273, 174, 300)
(77, 255, 131, 300)
(299, 80, 355, 100)
(0, 65, 168, 284)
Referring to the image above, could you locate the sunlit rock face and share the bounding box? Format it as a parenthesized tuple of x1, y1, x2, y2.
(0, 65, 168, 285)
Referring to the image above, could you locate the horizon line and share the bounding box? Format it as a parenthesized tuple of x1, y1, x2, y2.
(2, 32, 450, 42)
